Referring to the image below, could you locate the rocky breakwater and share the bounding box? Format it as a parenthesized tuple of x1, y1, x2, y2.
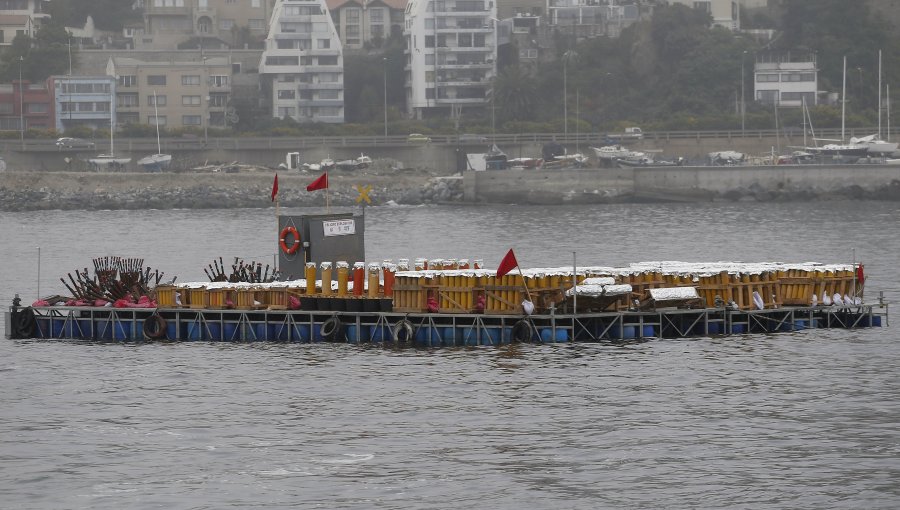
(0, 168, 465, 212)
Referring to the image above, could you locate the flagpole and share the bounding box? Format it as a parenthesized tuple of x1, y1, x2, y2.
(572, 251, 577, 315)
(516, 266, 533, 304)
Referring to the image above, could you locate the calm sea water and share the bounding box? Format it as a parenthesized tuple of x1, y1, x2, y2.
(1, 202, 899, 509)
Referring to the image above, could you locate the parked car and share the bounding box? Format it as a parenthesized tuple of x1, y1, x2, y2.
(56, 137, 96, 149)
(406, 133, 431, 144)
(605, 127, 644, 141)
(458, 133, 488, 143)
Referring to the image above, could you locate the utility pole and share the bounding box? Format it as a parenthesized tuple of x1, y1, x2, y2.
(19, 56, 24, 150)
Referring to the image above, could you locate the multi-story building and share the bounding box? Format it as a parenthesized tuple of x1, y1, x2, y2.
(327, 0, 406, 50)
(403, 0, 497, 119)
(666, 0, 739, 30)
(138, 0, 273, 50)
(753, 52, 817, 108)
(544, 0, 639, 39)
(107, 56, 233, 129)
(49, 75, 116, 133)
(0, 0, 51, 45)
(259, 0, 345, 123)
(0, 79, 52, 132)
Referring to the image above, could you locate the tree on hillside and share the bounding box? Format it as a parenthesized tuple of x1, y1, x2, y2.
(491, 66, 539, 123)
(0, 25, 74, 82)
(47, 0, 143, 32)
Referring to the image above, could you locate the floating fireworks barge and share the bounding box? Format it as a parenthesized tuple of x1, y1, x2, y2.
(4, 214, 889, 345)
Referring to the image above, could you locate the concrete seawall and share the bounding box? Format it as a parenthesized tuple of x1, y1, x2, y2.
(464, 164, 900, 204)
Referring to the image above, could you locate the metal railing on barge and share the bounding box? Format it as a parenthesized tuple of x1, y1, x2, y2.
(6, 303, 888, 345)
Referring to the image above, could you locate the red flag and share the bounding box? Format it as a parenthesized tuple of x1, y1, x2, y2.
(306, 172, 328, 191)
(496, 249, 519, 278)
(271, 173, 279, 202)
(857, 264, 865, 284)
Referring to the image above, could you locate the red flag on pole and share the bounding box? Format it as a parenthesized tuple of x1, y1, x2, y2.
(306, 172, 328, 191)
(271, 173, 279, 201)
(496, 249, 519, 278)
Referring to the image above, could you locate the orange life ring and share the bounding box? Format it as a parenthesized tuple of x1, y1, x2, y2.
(280, 226, 300, 255)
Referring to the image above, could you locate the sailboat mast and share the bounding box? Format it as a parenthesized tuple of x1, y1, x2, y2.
(878, 49, 882, 138)
(842, 56, 847, 142)
(154, 90, 161, 154)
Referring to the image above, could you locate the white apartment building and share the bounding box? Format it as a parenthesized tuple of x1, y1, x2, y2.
(753, 52, 818, 108)
(403, 0, 497, 119)
(259, 0, 345, 123)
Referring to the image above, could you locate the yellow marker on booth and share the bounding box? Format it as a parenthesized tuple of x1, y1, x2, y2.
(355, 184, 372, 204)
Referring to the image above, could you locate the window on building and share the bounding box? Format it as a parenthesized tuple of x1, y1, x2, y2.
(95, 102, 110, 112)
(209, 93, 228, 107)
(318, 39, 330, 49)
(182, 75, 201, 86)
(371, 25, 384, 37)
(147, 75, 166, 85)
(318, 56, 338, 65)
(77, 102, 95, 112)
(232, 63, 242, 74)
(148, 95, 167, 106)
(318, 90, 339, 99)
(150, 115, 167, 125)
(782, 72, 816, 82)
(425, 35, 435, 47)
(27, 103, 48, 113)
(210, 75, 229, 87)
(317, 106, 341, 117)
(692, 1, 711, 12)
(119, 112, 139, 124)
(346, 8, 360, 22)
(278, 89, 296, 99)
(118, 75, 137, 87)
(220, 19, 234, 30)
(268, 55, 299, 66)
(757, 73, 779, 82)
(370, 8, 384, 22)
(182, 115, 202, 125)
(319, 73, 339, 83)
(0, 103, 12, 114)
(252, 0, 260, 6)
(277, 107, 296, 118)
(474, 34, 485, 47)
(425, 54, 435, 65)
(118, 94, 139, 107)
(182, 95, 202, 106)
(249, 19, 265, 30)
(300, 90, 313, 100)
(756, 90, 778, 104)
(458, 33, 472, 47)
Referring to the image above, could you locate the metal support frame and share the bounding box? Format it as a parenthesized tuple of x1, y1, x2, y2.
(8, 304, 888, 344)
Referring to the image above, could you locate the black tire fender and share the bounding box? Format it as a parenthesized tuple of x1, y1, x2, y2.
(321, 316, 344, 342)
(13, 307, 36, 339)
(143, 314, 167, 340)
(391, 319, 415, 346)
(511, 320, 533, 343)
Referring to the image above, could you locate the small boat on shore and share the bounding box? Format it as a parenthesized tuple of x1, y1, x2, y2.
(138, 91, 172, 172)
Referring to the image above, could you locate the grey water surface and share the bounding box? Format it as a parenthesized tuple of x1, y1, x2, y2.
(1, 202, 898, 509)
